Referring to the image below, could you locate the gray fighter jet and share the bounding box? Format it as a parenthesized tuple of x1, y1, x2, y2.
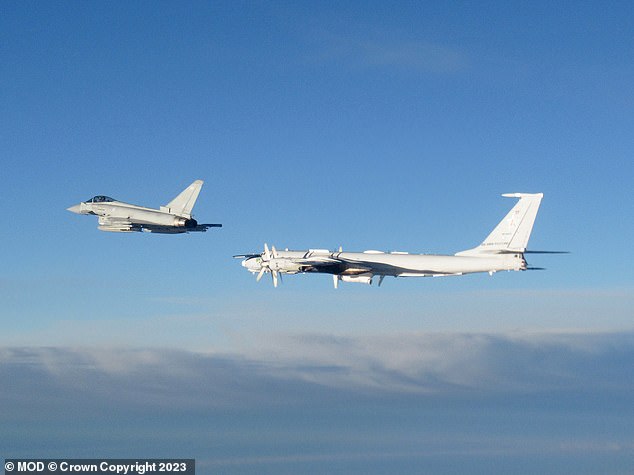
(67, 180, 221, 233)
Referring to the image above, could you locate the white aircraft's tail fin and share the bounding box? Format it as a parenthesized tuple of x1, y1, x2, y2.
(456, 193, 543, 256)
(162, 180, 204, 218)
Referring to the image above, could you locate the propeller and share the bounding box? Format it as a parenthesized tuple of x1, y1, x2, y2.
(255, 243, 283, 288)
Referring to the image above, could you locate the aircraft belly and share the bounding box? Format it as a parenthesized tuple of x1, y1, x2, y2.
(401, 256, 516, 274)
(339, 253, 518, 275)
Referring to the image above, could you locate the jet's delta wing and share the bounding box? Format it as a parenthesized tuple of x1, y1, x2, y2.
(67, 180, 221, 234)
(236, 193, 559, 288)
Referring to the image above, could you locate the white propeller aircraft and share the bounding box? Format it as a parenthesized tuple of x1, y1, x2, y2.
(67, 179, 221, 233)
(236, 193, 556, 288)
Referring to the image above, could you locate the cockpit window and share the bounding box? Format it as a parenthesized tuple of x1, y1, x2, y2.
(86, 196, 115, 203)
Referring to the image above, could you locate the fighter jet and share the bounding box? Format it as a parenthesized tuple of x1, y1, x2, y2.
(67, 179, 221, 233)
(237, 193, 558, 287)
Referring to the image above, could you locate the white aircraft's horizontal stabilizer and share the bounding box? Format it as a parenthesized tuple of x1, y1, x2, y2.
(456, 193, 543, 256)
(162, 180, 204, 218)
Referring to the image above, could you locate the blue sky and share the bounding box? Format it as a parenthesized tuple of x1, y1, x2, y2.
(2, 1, 634, 472)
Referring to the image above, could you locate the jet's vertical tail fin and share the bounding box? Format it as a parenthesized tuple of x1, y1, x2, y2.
(162, 180, 204, 218)
(456, 193, 543, 256)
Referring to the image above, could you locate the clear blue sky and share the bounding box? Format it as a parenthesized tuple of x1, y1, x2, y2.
(2, 1, 634, 472)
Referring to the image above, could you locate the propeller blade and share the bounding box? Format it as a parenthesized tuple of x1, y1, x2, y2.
(271, 245, 278, 259)
(333, 275, 339, 289)
(256, 268, 266, 282)
(377, 275, 385, 287)
(272, 270, 279, 288)
(263, 243, 271, 260)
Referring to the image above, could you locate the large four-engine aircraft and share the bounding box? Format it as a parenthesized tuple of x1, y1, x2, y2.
(236, 193, 551, 288)
(67, 180, 221, 233)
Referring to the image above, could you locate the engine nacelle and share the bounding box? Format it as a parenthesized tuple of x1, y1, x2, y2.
(339, 274, 373, 285)
(268, 258, 303, 274)
(174, 217, 198, 228)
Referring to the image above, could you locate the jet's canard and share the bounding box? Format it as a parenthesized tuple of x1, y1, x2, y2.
(236, 193, 559, 288)
(67, 179, 222, 233)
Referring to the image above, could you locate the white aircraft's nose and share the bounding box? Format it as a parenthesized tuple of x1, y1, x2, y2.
(67, 204, 83, 214)
(242, 257, 261, 271)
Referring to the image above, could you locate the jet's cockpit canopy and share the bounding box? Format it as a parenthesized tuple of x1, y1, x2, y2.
(86, 196, 115, 203)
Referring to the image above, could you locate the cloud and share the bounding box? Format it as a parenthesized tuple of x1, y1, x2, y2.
(245, 330, 634, 395)
(3, 331, 634, 472)
(316, 34, 468, 73)
(2, 330, 634, 408)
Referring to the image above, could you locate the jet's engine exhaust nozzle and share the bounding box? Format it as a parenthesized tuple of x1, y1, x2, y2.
(174, 217, 198, 228)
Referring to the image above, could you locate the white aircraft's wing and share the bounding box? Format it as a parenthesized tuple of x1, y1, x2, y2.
(295, 256, 341, 265)
(319, 255, 452, 277)
(292, 256, 374, 274)
(333, 257, 438, 276)
(291, 255, 447, 285)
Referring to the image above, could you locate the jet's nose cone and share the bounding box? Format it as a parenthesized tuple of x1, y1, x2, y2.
(67, 204, 83, 214)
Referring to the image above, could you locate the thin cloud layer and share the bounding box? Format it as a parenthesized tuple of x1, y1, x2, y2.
(316, 33, 468, 73)
(3, 332, 634, 472)
(247, 330, 634, 394)
(2, 331, 634, 408)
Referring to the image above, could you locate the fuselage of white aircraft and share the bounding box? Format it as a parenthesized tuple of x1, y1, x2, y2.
(238, 193, 545, 287)
(241, 248, 525, 286)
